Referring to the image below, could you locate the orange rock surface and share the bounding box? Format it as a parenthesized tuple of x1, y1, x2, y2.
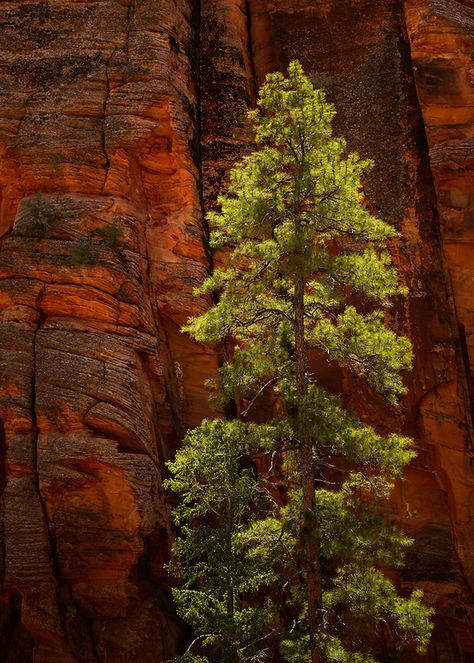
(0, 0, 473, 661)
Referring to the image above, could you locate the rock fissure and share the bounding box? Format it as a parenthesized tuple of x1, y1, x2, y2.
(243, 0, 257, 101)
(190, 0, 213, 269)
(30, 289, 102, 663)
(30, 285, 71, 654)
(458, 322, 474, 443)
(100, 51, 114, 190)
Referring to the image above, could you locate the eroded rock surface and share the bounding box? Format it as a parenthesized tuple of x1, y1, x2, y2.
(0, 1, 215, 661)
(0, 0, 473, 661)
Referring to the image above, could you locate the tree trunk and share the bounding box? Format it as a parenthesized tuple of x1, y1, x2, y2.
(294, 276, 325, 663)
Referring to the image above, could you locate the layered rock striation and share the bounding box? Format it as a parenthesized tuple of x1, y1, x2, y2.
(0, 2, 215, 660)
(0, 0, 473, 661)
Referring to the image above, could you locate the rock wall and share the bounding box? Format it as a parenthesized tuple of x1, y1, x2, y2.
(0, 0, 473, 661)
(0, 2, 215, 661)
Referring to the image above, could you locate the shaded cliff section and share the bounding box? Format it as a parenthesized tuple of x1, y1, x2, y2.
(0, 0, 473, 661)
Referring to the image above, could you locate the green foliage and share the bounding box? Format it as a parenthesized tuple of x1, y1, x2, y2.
(170, 60, 433, 662)
(96, 218, 123, 247)
(69, 238, 97, 265)
(51, 151, 66, 165)
(166, 420, 284, 661)
(325, 568, 433, 653)
(16, 194, 61, 237)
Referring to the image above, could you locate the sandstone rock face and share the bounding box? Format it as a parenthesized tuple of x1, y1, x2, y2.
(0, 0, 473, 661)
(0, 2, 215, 661)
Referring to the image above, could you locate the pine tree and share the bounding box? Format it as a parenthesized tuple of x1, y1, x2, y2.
(167, 61, 433, 662)
(167, 420, 288, 661)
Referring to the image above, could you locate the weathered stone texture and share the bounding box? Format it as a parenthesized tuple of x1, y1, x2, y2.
(0, 1, 215, 661)
(0, 0, 473, 661)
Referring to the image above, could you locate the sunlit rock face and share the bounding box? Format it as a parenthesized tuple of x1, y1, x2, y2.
(0, 2, 215, 661)
(0, 0, 473, 660)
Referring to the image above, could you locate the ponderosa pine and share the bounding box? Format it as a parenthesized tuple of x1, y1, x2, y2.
(167, 60, 433, 662)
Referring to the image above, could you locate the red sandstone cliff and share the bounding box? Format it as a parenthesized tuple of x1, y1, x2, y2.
(0, 1, 473, 661)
